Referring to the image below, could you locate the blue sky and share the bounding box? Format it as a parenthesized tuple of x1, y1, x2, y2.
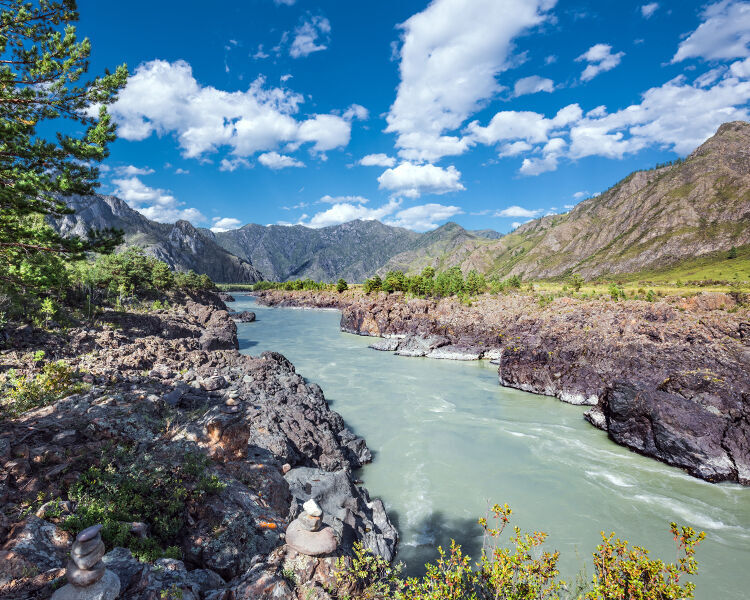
(78, 0, 750, 232)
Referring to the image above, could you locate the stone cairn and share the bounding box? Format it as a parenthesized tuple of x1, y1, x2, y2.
(52, 524, 121, 600)
(285, 499, 338, 556)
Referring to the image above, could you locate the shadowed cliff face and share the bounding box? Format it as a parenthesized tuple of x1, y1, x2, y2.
(50, 195, 264, 284)
(387, 121, 750, 279)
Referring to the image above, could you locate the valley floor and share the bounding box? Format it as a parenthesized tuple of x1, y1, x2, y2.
(253, 288, 750, 486)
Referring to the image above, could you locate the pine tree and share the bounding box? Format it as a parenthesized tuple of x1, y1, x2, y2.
(0, 0, 128, 293)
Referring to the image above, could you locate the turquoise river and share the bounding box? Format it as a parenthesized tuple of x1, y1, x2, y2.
(229, 295, 750, 599)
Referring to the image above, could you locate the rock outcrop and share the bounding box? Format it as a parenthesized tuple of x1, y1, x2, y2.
(0, 291, 395, 599)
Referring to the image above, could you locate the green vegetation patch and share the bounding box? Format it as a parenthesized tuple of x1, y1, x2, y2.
(335, 504, 705, 600)
(62, 446, 225, 562)
(0, 358, 89, 418)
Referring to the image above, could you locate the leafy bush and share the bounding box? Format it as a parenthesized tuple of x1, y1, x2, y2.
(335, 504, 704, 600)
(63, 446, 225, 562)
(67, 248, 215, 309)
(337, 278, 349, 293)
(571, 274, 584, 292)
(608, 283, 625, 301)
(587, 524, 704, 600)
(1, 360, 88, 417)
(363, 275, 383, 294)
(383, 271, 408, 293)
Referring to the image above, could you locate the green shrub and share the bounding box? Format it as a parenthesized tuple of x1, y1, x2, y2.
(571, 274, 584, 292)
(335, 504, 703, 600)
(63, 446, 225, 562)
(1, 360, 88, 417)
(337, 279, 349, 293)
(608, 283, 625, 301)
(363, 275, 383, 294)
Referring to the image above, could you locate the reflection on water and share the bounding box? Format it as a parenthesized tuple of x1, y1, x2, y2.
(231, 296, 750, 599)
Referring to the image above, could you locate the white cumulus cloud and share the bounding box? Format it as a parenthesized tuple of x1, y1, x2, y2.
(673, 1, 750, 63)
(377, 163, 465, 198)
(211, 217, 243, 232)
(112, 176, 205, 224)
(116, 165, 154, 176)
(513, 75, 555, 97)
(290, 16, 331, 58)
(297, 199, 401, 228)
(219, 158, 251, 172)
(576, 43, 625, 81)
(385, 203, 463, 231)
(342, 104, 369, 120)
(494, 205, 542, 218)
(386, 0, 556, 162)
(359, 153, 396, 167)
(107, 60, 351, 162)
(258, 152, 305, 169)
(640, 3, 659, 18)
(319, 194, 369, 204)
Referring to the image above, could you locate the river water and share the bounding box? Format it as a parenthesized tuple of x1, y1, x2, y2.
(230, 295, 750, 599)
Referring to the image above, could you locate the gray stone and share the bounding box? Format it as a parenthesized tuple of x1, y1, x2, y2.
(102, 547, 145, 591)
(53, 568, 120, 600)
(368, 338, 399, 352)
(66, 558, 105, 587)
(71, 536, 101, 558)
(285, 521, 337, 556)
(426, 345, 482, 360)
(163, 389, 183, 407)
(73, 541, 105, 570)
(77, 525, 102, 543)
(200, 375, 228, 391)
(296, 513, 321, 532)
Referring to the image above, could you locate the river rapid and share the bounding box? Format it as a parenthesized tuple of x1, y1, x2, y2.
(230, 295, 750, 599)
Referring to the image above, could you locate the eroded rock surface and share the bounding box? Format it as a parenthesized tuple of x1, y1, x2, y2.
(255, 289, 750, 484)
(0, 291, 394, 598)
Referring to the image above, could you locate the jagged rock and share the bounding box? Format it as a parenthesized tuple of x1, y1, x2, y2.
(285, 467, 398, 562)
(368, 338, 400, 351)
(101, 548, 146, 592)
(235, 311, 256, 323)
(200, 375, 229, 391)
(0, 291, 398, 599)
(394, 335, 449, 357)
(0, 516, 71, 572)
(427, 345, 482, 360)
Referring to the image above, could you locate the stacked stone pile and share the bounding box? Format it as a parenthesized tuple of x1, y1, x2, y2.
(52, 525, 120, 600)
(285, 499, 338, 556)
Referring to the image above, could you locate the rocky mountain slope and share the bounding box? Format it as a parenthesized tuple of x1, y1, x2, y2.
(393, 121, 750, 279)
(377, 222, 492, 275)
(50, 195, 264, 284)
(204, 219, 421, 283)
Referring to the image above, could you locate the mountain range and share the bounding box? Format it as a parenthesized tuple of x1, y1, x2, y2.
(51, 121, 750, 283)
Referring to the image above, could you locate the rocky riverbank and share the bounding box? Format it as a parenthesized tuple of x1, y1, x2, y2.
(0, 291, 397, 599)
(254, 289, 750, 486)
